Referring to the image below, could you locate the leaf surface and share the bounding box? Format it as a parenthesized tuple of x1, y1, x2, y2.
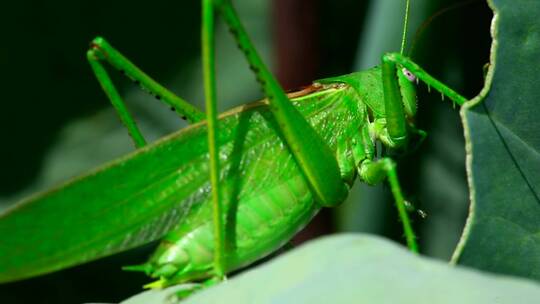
(121, 235, 540, 304)
(453, 0, 540, 280)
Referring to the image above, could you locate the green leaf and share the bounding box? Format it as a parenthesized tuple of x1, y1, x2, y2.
(122, 235, 540, 304)
(452, 0, 540, 280)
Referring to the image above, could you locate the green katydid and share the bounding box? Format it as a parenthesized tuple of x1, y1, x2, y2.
(0, 0, 473, 297)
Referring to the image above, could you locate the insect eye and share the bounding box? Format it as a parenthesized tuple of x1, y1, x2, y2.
(402, 68, 416, 82)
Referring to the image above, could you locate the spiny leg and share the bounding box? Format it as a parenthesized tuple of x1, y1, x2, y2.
(202, 0, 226, 281)
(359, 158, 418, 253)
(201, 0, 351, 285)
(215, 0, 348, 207)
(87, 37, 205, 148)
(378, 51, 469, 252)
(382, 52, 468, 108)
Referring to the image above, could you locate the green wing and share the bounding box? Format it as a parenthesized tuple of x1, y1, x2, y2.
(0, 85, 364, 283)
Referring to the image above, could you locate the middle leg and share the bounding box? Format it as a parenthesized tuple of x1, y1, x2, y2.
(359, 157, 418, 253)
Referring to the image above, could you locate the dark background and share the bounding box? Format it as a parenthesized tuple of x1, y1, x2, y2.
(0, 0, 491, 302)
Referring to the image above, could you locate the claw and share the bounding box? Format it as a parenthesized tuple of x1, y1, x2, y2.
(417, 209, 428, 219)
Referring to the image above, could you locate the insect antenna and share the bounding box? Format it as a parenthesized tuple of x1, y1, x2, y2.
(400, 0, 411, 55)
(406, 0, 483, 58)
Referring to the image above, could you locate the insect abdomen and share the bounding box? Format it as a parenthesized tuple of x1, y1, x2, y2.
(229, 174, 318, 269)
(146, 173, 318, 285)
